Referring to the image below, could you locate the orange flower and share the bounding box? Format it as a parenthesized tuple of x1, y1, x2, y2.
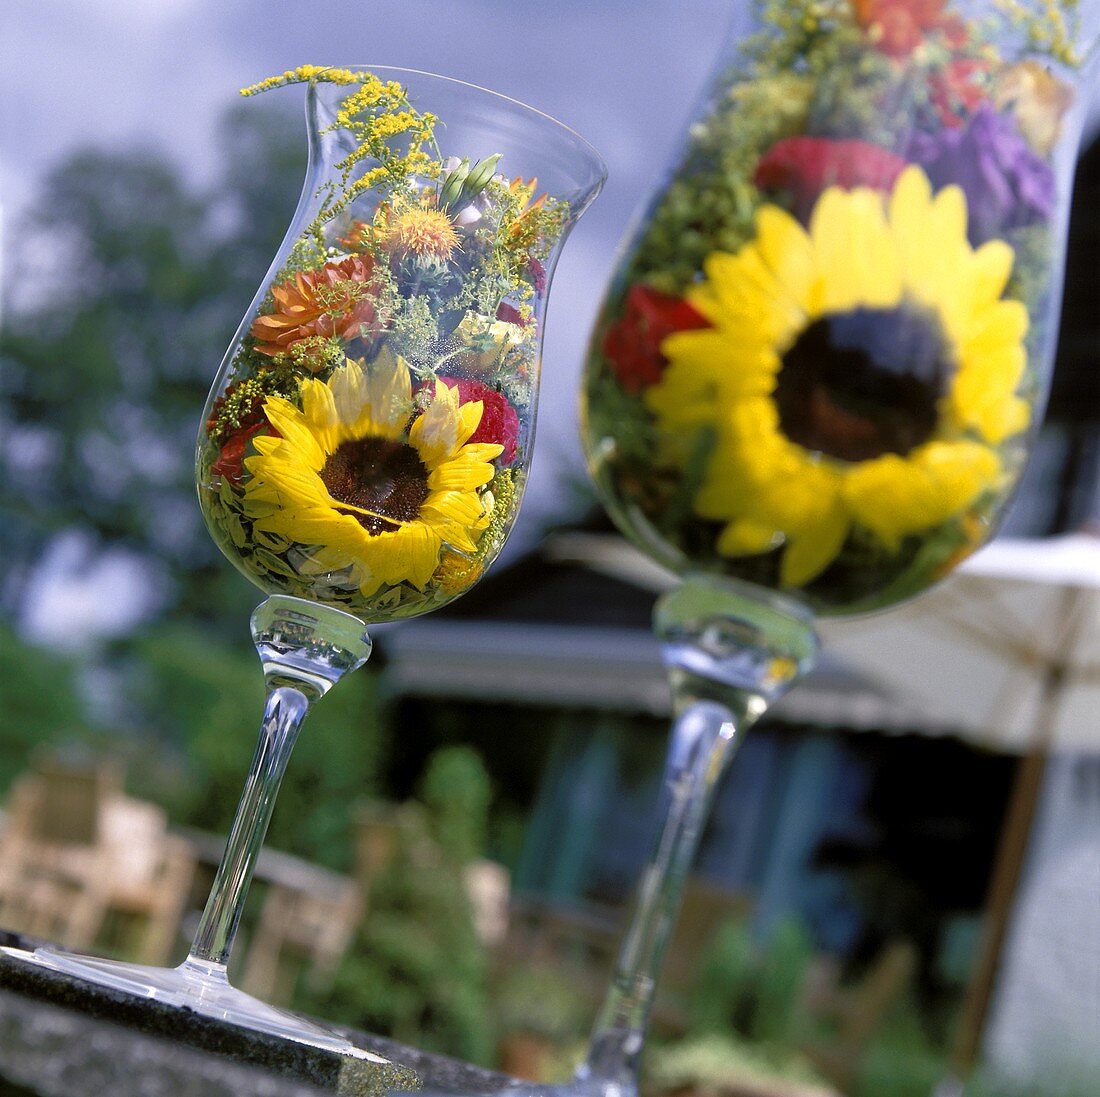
(506, 176, 548, 249)
(996, 61, 1075, 155)
(930, 56, 990, 127)
(338, 220, 374, 253)
(853, 0, 947, 57)
(251, 255, 379, 360)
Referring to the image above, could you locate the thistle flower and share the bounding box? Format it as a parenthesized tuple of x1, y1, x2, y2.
(377, 204, 461, 262)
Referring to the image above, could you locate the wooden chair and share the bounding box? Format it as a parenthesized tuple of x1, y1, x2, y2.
(238, 865, 363, 1004)
(0, 761, 121, 949)
(797, 940, 917, 1094)
(97, 796, 197, 964)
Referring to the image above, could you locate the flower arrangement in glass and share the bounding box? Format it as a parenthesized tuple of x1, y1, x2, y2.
(203, 67, 591, 618)
(567, 4, 1095, 1096)
(29, 65, 604, 1060)
(587, 2, 1085, 612)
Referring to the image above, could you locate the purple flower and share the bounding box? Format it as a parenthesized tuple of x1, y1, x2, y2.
(906, 105, 1055, 245)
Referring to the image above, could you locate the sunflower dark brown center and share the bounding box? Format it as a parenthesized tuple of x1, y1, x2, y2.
(775, 306, 952, 462)
(321, 437, 429, 536)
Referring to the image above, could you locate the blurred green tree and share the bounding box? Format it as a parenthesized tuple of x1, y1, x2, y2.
(0, 624, 87, 793)
(0, 100, 392, 860)
(0, 100, 303, 633)
(125, 622, 388, 870)
(302, 747, 494, 1064)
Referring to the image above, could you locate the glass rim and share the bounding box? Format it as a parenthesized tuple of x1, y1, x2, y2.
(311, 63, 609, 188)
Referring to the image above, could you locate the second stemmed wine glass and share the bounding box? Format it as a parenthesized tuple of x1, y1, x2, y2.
(27, 65, 605, 1060)
(572, 2, 1098, 1096)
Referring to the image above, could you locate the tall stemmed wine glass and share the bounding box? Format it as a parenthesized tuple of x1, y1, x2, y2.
(27, 65, 605, 1059)
(573, 2, 1097, 1095)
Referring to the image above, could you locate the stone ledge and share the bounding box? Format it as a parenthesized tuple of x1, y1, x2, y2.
(0, 930, 511, 1097)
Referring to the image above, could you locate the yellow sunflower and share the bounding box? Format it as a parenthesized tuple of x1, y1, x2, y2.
(243, 349, 502, 597)
(647, 166, 1030, 588)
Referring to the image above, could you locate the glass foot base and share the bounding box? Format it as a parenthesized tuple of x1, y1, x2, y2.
(28, 949, 387, 1062)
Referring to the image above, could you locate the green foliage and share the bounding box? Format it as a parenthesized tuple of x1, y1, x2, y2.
(968, 1074, 1100, 1097)
(0, 100, 304, 635)
(648, 1033, 826, 1095)
(853, 998, 950, 1097)
(688, 920, 759, 1037)
(753, 919, 817, 1046)
(126, 623, 386, 870)
(492, 960, 591, 1048)
(419, 745, 491, 865)
(688, 916, 815, 1049)
(682, 916, 964, 1097)
(0, 625, 88, 794)
(302, 747, 493, 1064)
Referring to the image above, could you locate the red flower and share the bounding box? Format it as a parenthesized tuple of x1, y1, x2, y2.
(211, 421, 268, 485)
(930, 57, 990, 127)
(602, 285, 710, 394)
(439, 377, 520, 465)
(496, 301, 531, 327)
(753, 136, 909, 222)
(938, 12, 969, 49)
(528, 258, 547, 295)
(206, 383, 278, 485)
(852, 0, 991, 124)
(853, 0, 947, 57)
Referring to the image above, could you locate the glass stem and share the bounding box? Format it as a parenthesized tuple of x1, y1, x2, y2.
(579, 698, 743, 1087)
(182, 595, 372, 976)
(187, 685, 311, 969)
(577, 576, 819, 1093)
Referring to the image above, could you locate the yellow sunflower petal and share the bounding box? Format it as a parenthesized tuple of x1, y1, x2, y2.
(969, 240, 1015, 304)
(421, 491, 488, 551)
(409, 381, 467, 466)
(814, 187, 902, 311)
(754, 204, 818, 315)
(262, 399, 326, 470)
(929, 184, 968, 251)
(252, 435, 282, 457)
(253, 507, 363, 548)
(645, 162, 1029, 589)
(657, 330, 779, 396)
(427, 447, 500, 491)
(243, 347, 496, 603)
(362, 523, 442, 590)
(962, 299, 1029, 353)
(456, 399, 485, 448)
(842, 442, 999, 549)
(359, 347, 413, 438)
(329, 358, 370, 426)
(888, 165, 934, 249)
(300, 375, 341, 453)
(716, 519, 779, 556)
(244, 454, 331, 509)
(809, 187, 865, 313)
(780, 506, 849, 587)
